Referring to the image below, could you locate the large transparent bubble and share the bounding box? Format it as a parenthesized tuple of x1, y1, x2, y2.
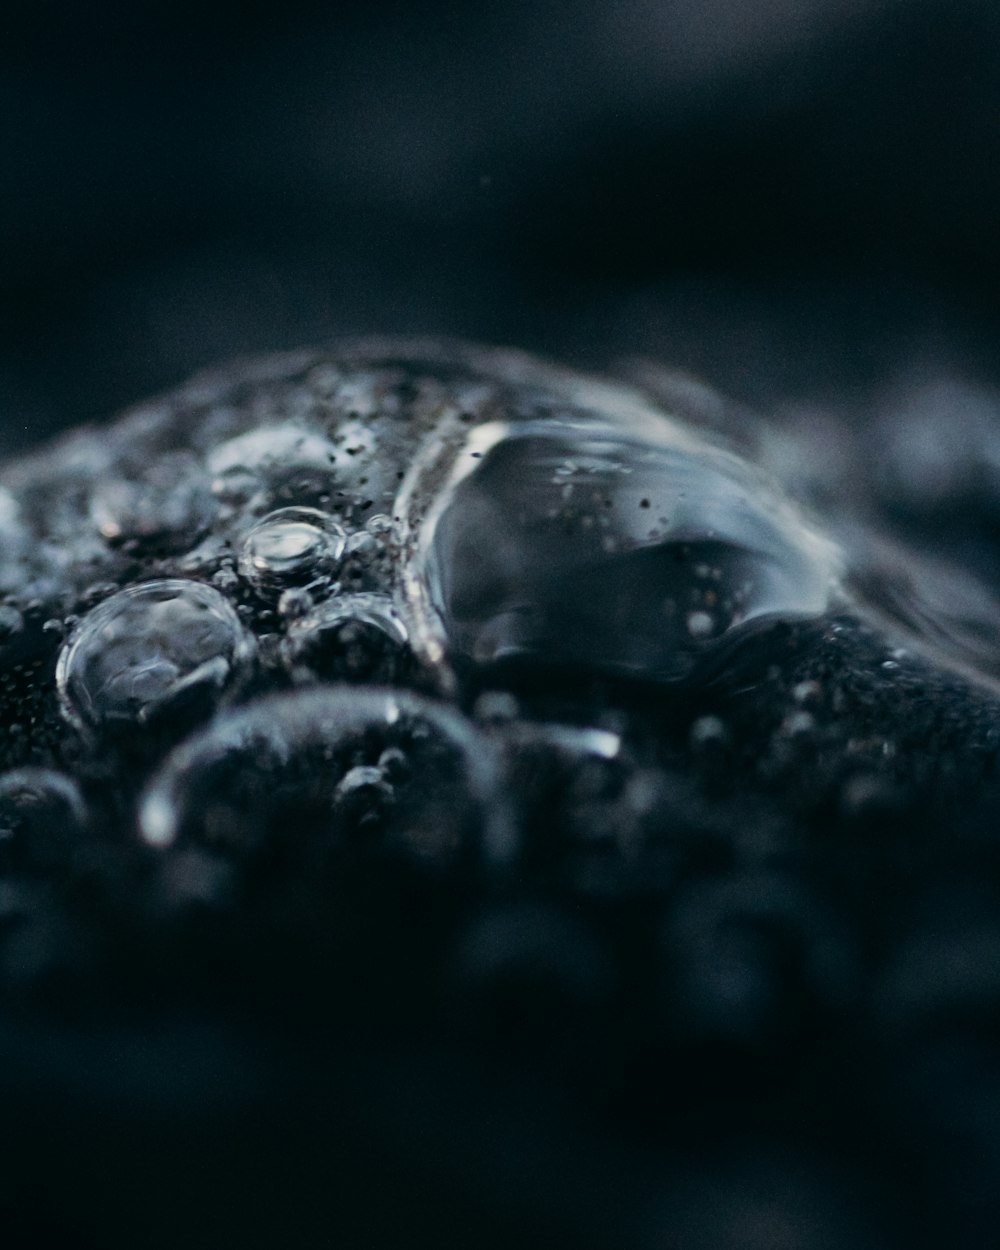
(399, 413, 841, 684)
(56, 579, 255, 733)
(139, 686, 516, 875)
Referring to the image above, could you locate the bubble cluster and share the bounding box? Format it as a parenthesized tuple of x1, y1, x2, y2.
(56, 579, 255, 733)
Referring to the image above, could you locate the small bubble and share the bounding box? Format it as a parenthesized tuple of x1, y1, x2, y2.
(345, 530, 380, 561)
(211, 566, 240, 593)
(686, 610, 715, 639)
(277, 587, 314, 619)
(0, 768, 88, 872)
(332, 765, 394, 829)
(690, 715, 728, 747)
(56, 579, 255, 733)
(782, 710, 816, 737)
(0, 605, 24, 642)
(365, 513, 395, 538)
(473, 691, 521, 723)
(211, 465, 261, 506)
(238, 507, 346, 591)
(283, 592, 411, 684)
(208, 423, 338, 478)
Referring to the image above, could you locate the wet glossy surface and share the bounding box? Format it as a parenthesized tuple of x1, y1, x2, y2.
(1, 341, 1000, 1250)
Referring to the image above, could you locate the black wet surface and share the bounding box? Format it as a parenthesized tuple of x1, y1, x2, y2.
(7, 4, 1000, 1245)
(1, 342, 1000, 1247)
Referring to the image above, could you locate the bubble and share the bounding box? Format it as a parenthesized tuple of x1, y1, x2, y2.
(282, 592, 411, 684)
(0, 768, 88, 872)
(277, 587, 314, 620)
(686, 610, 716, 639)
(138, 686, 515, 873)
(365, 513, 395, 539)
(56, 579, 255, 733)
(90, 452, 217, 554)
(399, 413, 840, 685)
(207, 423, 338, 479)
(238, 507, 346, 591)
(345, 531, 380, 561)
(690, 715, 728, 748)
(0, 605, 24, 642)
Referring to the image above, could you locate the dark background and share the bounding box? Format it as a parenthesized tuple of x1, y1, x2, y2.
(4, 0, 1000, 456)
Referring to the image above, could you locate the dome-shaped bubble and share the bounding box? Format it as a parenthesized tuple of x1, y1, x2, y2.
(56, 579, 255, 733)
(138, 686, 515, 874)
(0, 768, 88, 872)
(399, 414, 840, 684)
(282, 592, 411, 684)
(238, 507, 346, 591)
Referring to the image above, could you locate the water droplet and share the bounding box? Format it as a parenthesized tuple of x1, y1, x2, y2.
(238, 507, 346, 591)
(139, 686, 515, 872)
(56, 579, 255, 733)
(400, 413, 839, 685)
(282, 592, 411, 684)
(0, 768, 88, 872)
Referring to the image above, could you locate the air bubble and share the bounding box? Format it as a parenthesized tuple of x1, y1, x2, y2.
(0, 605, 24, 642)
(207, 423, 338, 478)
(400, 412, 840, 685)
(238, 507, 346, 591)
(56, 579, 255, 733)
(138, 686, 515, 873)
(686, 610, 715, 639)
(0, 768, 88, 872)
(283, 592, 411, 684)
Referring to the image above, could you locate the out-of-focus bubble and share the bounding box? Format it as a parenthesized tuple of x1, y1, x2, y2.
(90, 452, 217, 554)
(138, 686, 516, 874)
(0, 767, 88, 872)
